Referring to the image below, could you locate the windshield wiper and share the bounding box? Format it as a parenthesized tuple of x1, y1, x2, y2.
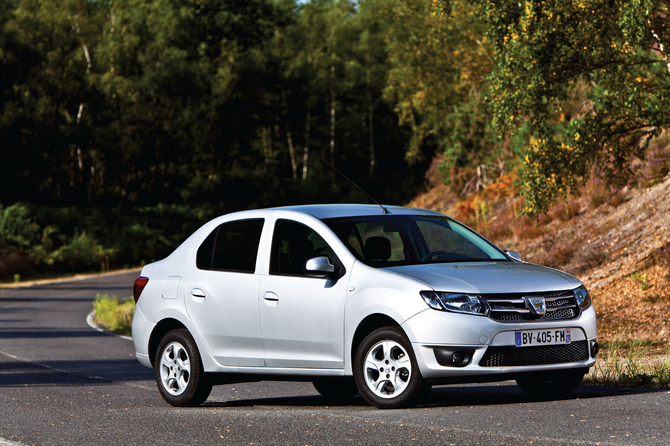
(425, 258, 509, 263)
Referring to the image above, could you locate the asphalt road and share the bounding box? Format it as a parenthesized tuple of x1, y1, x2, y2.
(0, 271, 668, 446)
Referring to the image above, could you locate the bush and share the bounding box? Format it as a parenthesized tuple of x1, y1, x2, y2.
(553, 199, 581, 221)
(93, 294, 135, 336)
(573, 246, 608, 274)
(634, 135, 670, 187)
(543, 239, 576, 268)
(0, 203, 41, 250)
(46, 232, 115, 272)
(0, 201, 214, 277)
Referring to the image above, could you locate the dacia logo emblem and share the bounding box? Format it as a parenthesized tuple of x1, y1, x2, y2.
(524, 296, 546, 316)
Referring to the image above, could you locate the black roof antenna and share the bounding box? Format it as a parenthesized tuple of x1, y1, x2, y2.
(322, 158, 388, 214)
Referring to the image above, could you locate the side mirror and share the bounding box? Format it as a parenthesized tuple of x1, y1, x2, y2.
(305, 256, 336, 278)
(505, 250, 522, 261)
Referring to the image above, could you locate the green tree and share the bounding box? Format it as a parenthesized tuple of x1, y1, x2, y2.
(374, 0, 515, 198)
(1, 0, 105, 204)
(91, 0, 281, 207)
(477, 0, 670, 214)
(380, 0, 493, 164)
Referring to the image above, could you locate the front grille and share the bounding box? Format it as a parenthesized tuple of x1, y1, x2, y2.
(479, 340, 589, 367)
(484, 290, 579, 322)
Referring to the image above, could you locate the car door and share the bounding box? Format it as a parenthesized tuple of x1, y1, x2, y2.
(258, 217, 349, 369)
(184, 217, 266, 367)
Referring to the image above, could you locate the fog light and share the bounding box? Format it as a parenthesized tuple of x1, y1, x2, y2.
(590, 340, 599, 357)
(434, 348, 475, 367)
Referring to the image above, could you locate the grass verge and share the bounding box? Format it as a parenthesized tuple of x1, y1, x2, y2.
(93, 293, 135, 337)
(584, 342, 670, 388)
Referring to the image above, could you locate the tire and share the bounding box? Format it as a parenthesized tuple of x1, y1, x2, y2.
(155, 329, 212, 407)
(354, 326, 426, 409)
(312, 377, 359, 403)
(516, 368, 587, 399)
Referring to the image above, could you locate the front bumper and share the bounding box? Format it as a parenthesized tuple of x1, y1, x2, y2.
(402, 306, 598, 380)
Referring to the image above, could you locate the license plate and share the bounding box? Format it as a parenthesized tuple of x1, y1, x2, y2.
(515, 328, 571, 347)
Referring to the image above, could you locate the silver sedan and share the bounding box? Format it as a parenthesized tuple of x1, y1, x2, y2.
(131, 204, 598, 409)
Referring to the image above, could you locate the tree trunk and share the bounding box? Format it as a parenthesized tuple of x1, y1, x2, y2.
(286, 123, 297, 179)
(281, 89, 297, 179)
(367, 68, 375, 177)
(303, 112, 311, 182)
(330, 65, 336, 168)
(262, 126, 271, 163)
(77, 29, 92, 200)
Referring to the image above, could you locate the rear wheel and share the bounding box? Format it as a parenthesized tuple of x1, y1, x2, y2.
(354, 326, 426, 409)
(155, 329, 212, 407)
(516, 368, 586, 399)
(312, 377, 359, 403)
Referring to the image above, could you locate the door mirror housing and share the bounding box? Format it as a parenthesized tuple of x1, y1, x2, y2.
(505, 250, 522, 261)
(305, 256, 336, 278)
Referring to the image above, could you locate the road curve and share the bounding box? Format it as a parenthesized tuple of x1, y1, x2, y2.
(0, 271, 668, 446)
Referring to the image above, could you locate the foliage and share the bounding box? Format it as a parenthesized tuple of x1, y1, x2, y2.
(0, 203, 40, 250)
(0, 202, 208, 276)
(473, 0, 670, 214)
(380, 0, 498, 173)
(93, 294, 135, 337)
(0, 0, 430, 212)
(0, 0, 436, 276)
(636, 133, 670, 186)
(2, 0, 669, 275)
(632, 272, 651, 291)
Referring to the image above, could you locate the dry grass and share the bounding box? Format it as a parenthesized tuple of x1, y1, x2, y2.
(584, 342, 670, 388)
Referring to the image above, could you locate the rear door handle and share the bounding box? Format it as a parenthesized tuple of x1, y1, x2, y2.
(191, 288, 206, 298)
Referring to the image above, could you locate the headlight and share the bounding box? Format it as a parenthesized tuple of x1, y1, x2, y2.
(573, 285, 592, 310)
(420, 291, 490, 316)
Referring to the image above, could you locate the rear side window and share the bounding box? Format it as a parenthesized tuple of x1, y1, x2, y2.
(196, 219, 264, 273)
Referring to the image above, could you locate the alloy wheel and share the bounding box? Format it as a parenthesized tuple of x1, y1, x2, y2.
(363, 340, 412, 399)
(159, 341, 191, 396)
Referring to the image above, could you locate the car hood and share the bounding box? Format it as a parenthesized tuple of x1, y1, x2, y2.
(385, 262, 581, 294)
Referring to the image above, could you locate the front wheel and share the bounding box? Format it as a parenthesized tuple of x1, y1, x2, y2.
(354, 326, 426, 409)
(516, 368, 587, 399)
(155, 329, 212, 407)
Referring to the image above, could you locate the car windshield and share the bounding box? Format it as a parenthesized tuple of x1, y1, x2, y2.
(323, 215, 508, 267)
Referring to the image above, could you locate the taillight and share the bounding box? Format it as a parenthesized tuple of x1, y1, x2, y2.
(133, 276, 149, 303)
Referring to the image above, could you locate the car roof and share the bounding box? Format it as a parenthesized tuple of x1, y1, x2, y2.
(266, 204, 444, 220)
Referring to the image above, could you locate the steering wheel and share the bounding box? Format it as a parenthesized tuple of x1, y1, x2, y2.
(421, 250, 449, 261)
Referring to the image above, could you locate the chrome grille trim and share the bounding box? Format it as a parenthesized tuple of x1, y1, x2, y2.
(483, 290, 579, 323)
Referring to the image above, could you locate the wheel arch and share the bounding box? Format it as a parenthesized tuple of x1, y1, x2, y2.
(149, 318, 188, 368)
(350, 314, 403, 371)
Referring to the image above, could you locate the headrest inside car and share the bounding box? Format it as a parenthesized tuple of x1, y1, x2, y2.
(364, 236, 391, 261)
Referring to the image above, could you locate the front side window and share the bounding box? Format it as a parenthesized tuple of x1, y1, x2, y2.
(270, 219, 334, 276)
(196, 219, 264, 273)
(324, 215, 507, 267)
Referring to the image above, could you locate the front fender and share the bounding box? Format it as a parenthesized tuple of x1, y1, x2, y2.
(343, 263, 429, 374)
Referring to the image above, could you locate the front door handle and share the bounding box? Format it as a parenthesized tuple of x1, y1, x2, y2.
(263, 291, 279, 307)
